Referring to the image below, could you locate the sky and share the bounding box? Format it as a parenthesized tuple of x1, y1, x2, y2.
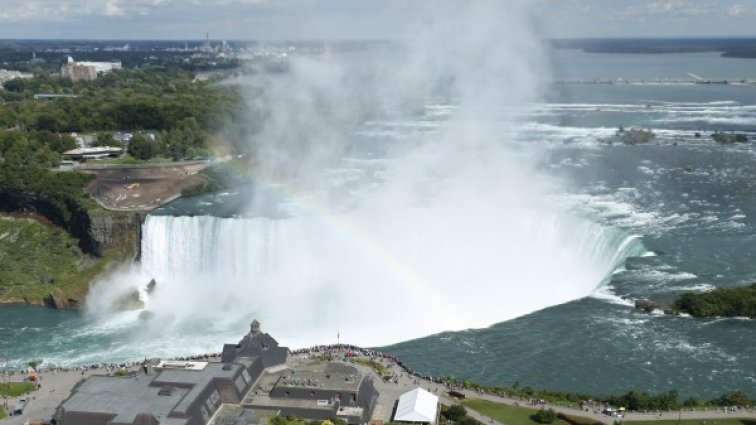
(0, 0, 755, 40)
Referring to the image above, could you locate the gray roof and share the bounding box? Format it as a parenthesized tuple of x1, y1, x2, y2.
(261, 348, 289, 369)
(222, 331, 287, 366)
(59, 375, 190, 425)
(59, 363, 243, 424)
(247, 395, 337, 412)
(277, 363, 363, 392)
(153, 362, 243, 415)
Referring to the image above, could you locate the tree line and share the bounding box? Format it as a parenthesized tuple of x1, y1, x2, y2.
(444, 378, 753, 410)
(674, 283, 756, 318)
(1, 67, 251, 157)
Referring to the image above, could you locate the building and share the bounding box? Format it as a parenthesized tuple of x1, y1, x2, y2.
(33, 93, 80, 100)
(55, 321, 290, 425)
(61, 56, 122, 82)
(54, 321, 379, 425)
(0, 69, 33, 85)
(392, 388, 439, 425)
(62, 146, 124, 161)
(242, 361, 379, 424)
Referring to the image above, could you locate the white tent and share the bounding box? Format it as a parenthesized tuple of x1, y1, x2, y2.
(393, 388, 439, 424)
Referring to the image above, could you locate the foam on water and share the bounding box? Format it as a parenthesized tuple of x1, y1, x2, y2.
(590, 285, 635, 306)
(85, 196, 649, 354)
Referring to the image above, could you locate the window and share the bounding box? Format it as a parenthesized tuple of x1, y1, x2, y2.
(235, 376, 246, 393)
(210, 389, 221, 407)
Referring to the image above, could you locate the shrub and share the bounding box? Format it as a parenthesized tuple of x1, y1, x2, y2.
(458, 417, 482, 425)
(532, 408, 557, 424)
(673, 283, 756, 318)
(443, 405, 468, 422)
(620, 128, 655, 145)
(712, 132, 749, 144)
(556, 413, 603, 425)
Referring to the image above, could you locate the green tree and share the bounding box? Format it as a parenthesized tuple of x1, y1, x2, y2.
(93, 132, 123, 148)
(34, 113, 65, 132)
(531, 408, 556, 424)
(127, 135, 156, 160)
(443, 405, 468, 422)
(718, 390, 751, 406)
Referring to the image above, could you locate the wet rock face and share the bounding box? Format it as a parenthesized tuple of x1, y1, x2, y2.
(44, 293, 80, 309)
(0, 191, 140, 257)
(88, 212, 140, 256)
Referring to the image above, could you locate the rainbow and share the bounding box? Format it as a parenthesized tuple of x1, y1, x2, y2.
(241, 167, 467, 335)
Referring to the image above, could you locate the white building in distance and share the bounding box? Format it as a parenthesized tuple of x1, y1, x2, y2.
(61, 57, 122, 82)
(0, 69, 33, 86)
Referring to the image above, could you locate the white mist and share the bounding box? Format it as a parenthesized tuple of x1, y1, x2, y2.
(87, 0, 647, 351)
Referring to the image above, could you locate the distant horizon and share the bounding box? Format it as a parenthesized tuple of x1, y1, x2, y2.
(2, 36, 756, 43)
(3, 1, 756, 40)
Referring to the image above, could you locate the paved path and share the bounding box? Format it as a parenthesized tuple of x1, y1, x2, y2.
(462, 388, 756, 424)
(1, 366, 140, 425)
(2, 353, 754, 425)
(345, 355, 756, 425)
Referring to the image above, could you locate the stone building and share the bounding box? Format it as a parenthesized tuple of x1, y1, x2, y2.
(242, 361, 379, 424)
(54, 321, 290, 425)
(61, 56, 122, 82)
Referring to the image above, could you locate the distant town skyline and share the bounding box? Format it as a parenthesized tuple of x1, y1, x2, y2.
(0, 0, 755, 40)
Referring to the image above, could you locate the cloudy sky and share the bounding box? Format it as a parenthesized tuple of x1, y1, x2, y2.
(0, 0, 754, 40)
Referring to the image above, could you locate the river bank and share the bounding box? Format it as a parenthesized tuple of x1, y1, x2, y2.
(2, 346, 754, 425)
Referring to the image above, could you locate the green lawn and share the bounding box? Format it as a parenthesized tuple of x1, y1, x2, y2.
(625, 420, 755, 425)
(462, 399, 596, 425)
(0, 406, 5, 420)
(351, 358, 391, 379)
(0, 381, 37, 398)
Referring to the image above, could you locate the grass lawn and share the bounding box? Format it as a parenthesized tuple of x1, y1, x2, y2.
(351, 358, 390, 379)
(0, 406, 5, 420)
(0, 381, 37, 398)
(462, 399, 596, 425)
(625, 420, 755, 425)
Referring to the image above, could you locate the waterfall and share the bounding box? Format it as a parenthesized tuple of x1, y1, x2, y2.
(112, 206, 648, 348)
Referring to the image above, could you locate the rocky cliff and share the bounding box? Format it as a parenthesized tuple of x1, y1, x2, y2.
(0, 193, 142, 308)
(88, 211, 143, 257)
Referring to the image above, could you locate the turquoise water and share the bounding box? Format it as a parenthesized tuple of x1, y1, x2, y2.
(386, 54, 756, 398)
(1, 50, 754, 398)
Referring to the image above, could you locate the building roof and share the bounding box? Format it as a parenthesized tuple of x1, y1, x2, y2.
(63, 146, 123, 156)
(221, 326, 285, 364)
(153, 361, 242, 415)
(393, 388, 439, 424)
(58, 375, 191, 425)
(276, 362, 363, 392)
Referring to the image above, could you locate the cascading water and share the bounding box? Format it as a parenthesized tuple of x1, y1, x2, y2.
(86, 0, 651, 353)
(100, 200, 649, 349)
